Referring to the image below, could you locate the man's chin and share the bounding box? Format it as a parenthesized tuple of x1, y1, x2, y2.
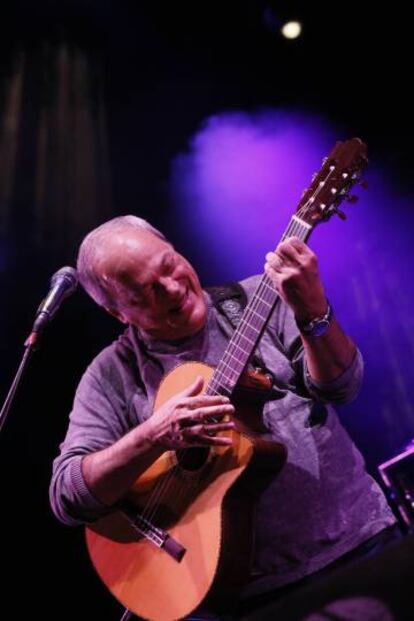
(166, 298, 206, 336)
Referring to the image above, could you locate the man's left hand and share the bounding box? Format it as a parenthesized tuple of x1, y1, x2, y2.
(265, 237, 327, 322)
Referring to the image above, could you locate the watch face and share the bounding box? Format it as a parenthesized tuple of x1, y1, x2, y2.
(310, 319, 330, 337)
(297, 302, 332, 336)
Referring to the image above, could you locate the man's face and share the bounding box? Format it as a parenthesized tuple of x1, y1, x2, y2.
(98, 228, 207, 340)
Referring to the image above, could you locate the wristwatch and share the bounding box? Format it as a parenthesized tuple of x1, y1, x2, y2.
(296, 301, 333, 337)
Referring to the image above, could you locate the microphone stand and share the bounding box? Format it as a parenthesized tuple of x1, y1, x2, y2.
(0, 265, 77, 437)
(0, 331, 41, 436)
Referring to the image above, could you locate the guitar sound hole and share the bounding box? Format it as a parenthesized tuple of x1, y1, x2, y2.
(176, 447, 210, 471)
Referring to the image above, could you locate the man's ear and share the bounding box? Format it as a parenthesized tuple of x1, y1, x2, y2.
(105, 306, 128, 324)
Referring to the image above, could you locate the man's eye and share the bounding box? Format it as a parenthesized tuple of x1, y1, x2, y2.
(126, 290, 144, 305)
(134, 284, 154, 300)
(128, 297, 140, 306)
(163, 254, 176, 272)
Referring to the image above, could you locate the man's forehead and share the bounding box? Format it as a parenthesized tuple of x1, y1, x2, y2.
(111, 227, 168, 251)
(97, 228, 172, 277)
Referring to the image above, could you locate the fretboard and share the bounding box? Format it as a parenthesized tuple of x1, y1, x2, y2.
(207, 215, 313, 396)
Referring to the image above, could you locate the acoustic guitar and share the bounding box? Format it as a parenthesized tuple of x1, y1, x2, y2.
(85, 138, 368, 620)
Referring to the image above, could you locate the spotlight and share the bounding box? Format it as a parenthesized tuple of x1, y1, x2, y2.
(281, 21, 302, 40)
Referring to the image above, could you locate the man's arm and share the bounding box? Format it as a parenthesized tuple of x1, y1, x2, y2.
(82, 376, 235, 507)
(81, 419, 164, 507)
(50, 373, 234, 524)
(265, 237, 356, 384)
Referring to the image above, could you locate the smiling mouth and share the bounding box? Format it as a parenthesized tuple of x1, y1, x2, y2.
(169, 291, 189, 314)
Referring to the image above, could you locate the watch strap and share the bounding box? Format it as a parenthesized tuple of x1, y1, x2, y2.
(296, 301, 333, 337)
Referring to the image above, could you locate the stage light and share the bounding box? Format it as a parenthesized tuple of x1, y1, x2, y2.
(281, 21, 302, 40)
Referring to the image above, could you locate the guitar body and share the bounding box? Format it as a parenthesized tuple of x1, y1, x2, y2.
(86, 362, 285, 620)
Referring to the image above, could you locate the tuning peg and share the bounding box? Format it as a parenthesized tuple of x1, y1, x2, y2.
(347, 194, 359, 204)
(334, 208, 347, 220)
(359, 178, 368, 189)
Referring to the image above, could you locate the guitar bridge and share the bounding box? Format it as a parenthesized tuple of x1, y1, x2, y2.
(121, 504, 186, 562)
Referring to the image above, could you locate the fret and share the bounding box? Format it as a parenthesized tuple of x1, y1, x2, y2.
(207, 384, 232, 397)
(244, 306, 267, 321)
(260, 279, 277, 293)
(209, 367, 239, 390)
(235, 332, 256, 346)
(238, 309, 269, 330)
(291, 215, 312, 230)
(237, 322, 261, 334)
(256, 297, 273, 308)
(220, 349, 248, 369)
(209, 366, 238, 387)
(227, 323, 263, 353)
(246, 302, 273, 319)
(281, 216, 310, 242)
(225, 340, 251, 357)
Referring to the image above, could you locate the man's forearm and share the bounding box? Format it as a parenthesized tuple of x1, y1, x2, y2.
(81, 378, 234, 509)
(301, 318, 356, 383)
(81, 418, 163, 507)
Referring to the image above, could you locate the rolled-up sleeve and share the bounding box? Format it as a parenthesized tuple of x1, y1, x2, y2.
(304, 347, 364, 405)
(49, 359, 130, 526)
(258, 291, 364, 406)
(50, 453, 109, 526)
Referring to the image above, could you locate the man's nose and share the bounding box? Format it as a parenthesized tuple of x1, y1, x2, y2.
(158, 276, 180, 296)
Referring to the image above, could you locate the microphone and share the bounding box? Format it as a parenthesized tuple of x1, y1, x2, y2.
(30, 266, 78, 337)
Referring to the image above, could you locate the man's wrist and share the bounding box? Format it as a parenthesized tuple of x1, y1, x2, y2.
(295, 300, 333, 337)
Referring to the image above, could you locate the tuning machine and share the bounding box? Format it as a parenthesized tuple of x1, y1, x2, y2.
(333, 208, 347, 220)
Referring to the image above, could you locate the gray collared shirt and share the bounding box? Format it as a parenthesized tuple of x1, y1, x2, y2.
(49, 275, 395, 594)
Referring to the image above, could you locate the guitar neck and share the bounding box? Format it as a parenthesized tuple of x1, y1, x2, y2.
(205, 137, 368, 397)
(207, 215, 313, 397)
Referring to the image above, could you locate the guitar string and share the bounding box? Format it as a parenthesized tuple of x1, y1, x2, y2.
(140, 164, 339, 523)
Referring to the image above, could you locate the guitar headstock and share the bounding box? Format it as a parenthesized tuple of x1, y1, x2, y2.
(296, 138, 368, 226)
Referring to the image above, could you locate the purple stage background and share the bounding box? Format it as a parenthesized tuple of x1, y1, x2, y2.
(0, 2, 413, 619)
(171, 110, 414, 464)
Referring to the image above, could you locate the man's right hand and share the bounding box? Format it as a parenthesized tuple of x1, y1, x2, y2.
(147, 376, 235, 450)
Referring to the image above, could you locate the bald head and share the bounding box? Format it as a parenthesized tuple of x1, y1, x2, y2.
(77, 215, 207, 339)
(77, 216, 167, 309)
